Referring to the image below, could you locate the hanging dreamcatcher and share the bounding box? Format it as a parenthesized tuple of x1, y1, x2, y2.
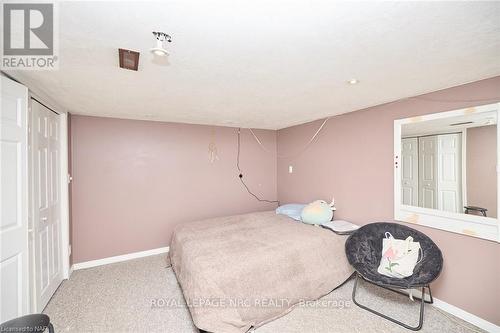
(208, 127, 219, 163)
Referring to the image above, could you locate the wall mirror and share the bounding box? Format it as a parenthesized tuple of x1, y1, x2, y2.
(394, 103, 499, 242)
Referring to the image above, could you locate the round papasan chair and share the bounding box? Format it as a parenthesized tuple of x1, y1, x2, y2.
(345, 222, 443, 331)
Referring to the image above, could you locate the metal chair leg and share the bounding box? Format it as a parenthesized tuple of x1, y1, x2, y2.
(352, 273, 427, 331)
(376, 282, 433, 304)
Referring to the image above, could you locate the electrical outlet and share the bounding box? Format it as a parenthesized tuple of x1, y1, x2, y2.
(288, 165, 293, 173)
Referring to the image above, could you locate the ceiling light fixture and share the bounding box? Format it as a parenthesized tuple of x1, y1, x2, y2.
(347, 79, 359, 85)
(150, 31, 172, 57)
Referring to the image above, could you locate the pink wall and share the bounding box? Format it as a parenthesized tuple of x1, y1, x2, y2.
(71, 116, 277, 263)
(277, 76, 500, 324)
(71, 77, 499, 324)
(467, 125, 497, 218)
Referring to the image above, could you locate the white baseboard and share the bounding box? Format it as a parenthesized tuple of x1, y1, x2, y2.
(72, 246, 170, 271)
(432, 298, 500, 333)
(400, 288, 498, 332)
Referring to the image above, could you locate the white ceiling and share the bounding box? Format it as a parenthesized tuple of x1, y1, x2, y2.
(402, 111, 498, 137)
(8, 1, 500, 130)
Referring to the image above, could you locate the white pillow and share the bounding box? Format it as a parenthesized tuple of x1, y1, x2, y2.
(276, 204, 306, 221)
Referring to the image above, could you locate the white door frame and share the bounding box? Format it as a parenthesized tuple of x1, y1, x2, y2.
(461, 129, 467, 208)
(27, 92, 70, 312)
(59, 109, 70, 280)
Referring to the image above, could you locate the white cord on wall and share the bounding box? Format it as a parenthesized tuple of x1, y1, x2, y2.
(249, 117, 330, 159)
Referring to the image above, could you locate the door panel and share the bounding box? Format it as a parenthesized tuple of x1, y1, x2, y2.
(441, 154, 456, 181)
(437, 134, 462, 213)
(32, 101, 63, 312)
(422, 155, 435, 182)
(39, 228, 49, 292)
(38, 148, 48, 210)
(422, 188, 435, 209)
(52, 222, 60, 279)
(441, 190, 458, 212)
(51, 150, 59, 203)
(419, 136, 438, 209)
(1, 255, 23, 321)
(401, 138, 418, 206)
(0, 76, 29, 322)
(1, 141, 20, 228)
(402, 187, 414, 206)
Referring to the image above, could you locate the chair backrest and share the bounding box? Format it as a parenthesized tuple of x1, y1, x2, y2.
(0, 314, 51, 332)
(345, 222, 443, 285)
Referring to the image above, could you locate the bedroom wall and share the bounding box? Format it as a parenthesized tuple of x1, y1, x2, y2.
(467, 125, 497, 218)
(71, 116, 277, 263)
(277, 76, 500, 325)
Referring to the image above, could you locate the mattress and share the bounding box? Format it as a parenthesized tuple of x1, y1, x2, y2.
(169, 211, 353, 333)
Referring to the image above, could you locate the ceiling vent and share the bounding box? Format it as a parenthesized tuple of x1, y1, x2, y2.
(450, 121, 473, 126)
(118, 48, 140, 71)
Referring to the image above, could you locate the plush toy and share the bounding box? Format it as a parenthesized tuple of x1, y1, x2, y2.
(301, 197, 336, 225)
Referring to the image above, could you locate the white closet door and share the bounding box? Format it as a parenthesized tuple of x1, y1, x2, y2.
(0, 76, 29, 322)
(437, 133, 462, 213)
(401, 138, 418, 206)
(32, 101, 63, 312)
(419, 136, 438, 209)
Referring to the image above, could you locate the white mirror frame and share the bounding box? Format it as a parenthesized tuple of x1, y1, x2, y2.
(394, 103, 500, 242)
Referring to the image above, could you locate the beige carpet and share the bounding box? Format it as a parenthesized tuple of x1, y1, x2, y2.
(44, 254, 485, 333)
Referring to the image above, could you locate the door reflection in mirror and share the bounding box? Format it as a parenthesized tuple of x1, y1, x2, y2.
(401, 111, 497, 218)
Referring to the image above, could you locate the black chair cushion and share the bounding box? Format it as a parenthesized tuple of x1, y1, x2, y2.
(345, 222, 443, 289)
(0, 314, 50, 332)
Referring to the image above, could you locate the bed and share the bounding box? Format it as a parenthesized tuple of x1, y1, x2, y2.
(169, 211, 353, 333)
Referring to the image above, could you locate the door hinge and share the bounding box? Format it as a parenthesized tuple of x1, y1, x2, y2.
(67, 174, 73, 184)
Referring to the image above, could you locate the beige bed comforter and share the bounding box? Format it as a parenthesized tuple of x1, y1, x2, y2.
(169, 211, 353, 333)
